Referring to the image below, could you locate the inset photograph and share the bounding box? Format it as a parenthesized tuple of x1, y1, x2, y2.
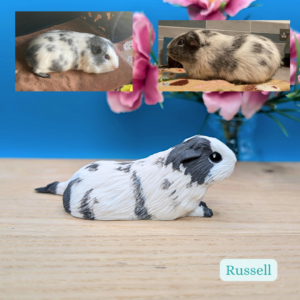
(15, 11, 133, 91)
(158, 20, 290, 92)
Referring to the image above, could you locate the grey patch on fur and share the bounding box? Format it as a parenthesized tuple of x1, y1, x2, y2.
(81, 50, 85, 57)
(60, 37, 68, 43)
(117, 164, 132, 173)
(165, 137, 213, 185)
(170, 190, 176, 196)
(257, 36, 268, 42)
(154, 157, 165, 168)
(186, 182, 193, 188)
(87, 36, 108, 66)
(35, 181, 59, 194)
(209, 35, 247, 75)
(202, 30, 218, 37)
(44, 36, 54, 42)
(252, 42, 263, 54)
(162, 179, 172, 190)
(25, 43, 42, 68)
(46, 45, 55, 52)
(258, 59, 268, 66)
(85, 163, 99, 172)
(80, 189, 95, 220)
(231, 35, 248, 50)
(117, 161, 133, 165)
(67, 39, 73, 46)
(72, 47, 79, 69)
(49, 54, 64, 72)
(63, 178, 82, 214)
(132, 171, 151, 220)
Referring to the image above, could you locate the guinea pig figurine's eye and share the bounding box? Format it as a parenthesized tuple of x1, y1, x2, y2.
(178, 39, 184, 46)
(210, 152, 222, 163)
(105, 54, 110, 60)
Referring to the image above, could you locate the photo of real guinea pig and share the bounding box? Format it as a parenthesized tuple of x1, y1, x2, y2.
(25, 30, 119, 78)
(35, 135, 236, 221)
(167, 29, 281, 84)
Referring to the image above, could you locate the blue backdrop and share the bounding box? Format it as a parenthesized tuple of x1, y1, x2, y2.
(1, 0, 300, 161)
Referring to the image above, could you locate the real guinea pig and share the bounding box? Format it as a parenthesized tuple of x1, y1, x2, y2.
(167, 29, 281, 84)
(25, 30, 119, 78)
(35, 135, 237, 221)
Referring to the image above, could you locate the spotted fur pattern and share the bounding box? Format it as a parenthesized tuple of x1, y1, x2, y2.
(25, 30, 119, 78)
(167, 30, 281, 84)
(35, 136, 236, 221)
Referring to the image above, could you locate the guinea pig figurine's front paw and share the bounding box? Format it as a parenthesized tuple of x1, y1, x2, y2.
(186, 202, 213, 218)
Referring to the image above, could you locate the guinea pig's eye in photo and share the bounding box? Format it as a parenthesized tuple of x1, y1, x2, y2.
(178, 39, 184, 45)
(105, 54, 110, 60)
(209, 152, 222, 163)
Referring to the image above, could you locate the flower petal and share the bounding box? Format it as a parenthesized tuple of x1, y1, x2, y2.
(144, 64, 164, 105)
(241, 92, 269, 119)
(133, 13, 155, 58)
(203, 92, 243, 120)
(107, 92, 142, 113)
(290, 60, 297, 85)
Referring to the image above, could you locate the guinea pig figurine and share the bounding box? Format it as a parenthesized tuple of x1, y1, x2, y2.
(25, 30, 119, 78)
(35, 135, 236, 221)
(167, 30, 281, 84)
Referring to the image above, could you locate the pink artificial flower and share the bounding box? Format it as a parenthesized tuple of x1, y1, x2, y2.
(241, 92, 270, 119)
(290, 60, 300, 85)
(163, 0, 255, 20)
(107, 13, 163, 113)
(290, 29, 300, 59)
(203, 92, 243, 120)
(203, 91, 270, 120)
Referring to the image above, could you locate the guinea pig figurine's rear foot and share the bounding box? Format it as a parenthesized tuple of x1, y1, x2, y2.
(186, 202, 213, 218)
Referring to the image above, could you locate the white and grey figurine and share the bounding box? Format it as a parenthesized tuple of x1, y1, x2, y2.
(36, 135, 237, 220)
(167, 30, 281, 84)
(25, 30, 119, 78)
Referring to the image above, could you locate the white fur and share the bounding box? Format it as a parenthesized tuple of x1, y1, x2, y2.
(52, 136, 236, 221)
(167, 30, 281, 84)
(26, 30, 119, 76)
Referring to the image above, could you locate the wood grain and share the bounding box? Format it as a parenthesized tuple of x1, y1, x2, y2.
(0, 159, 299, 299)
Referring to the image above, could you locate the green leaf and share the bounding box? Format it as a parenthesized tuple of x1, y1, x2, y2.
(220, 2, 227, 11)
(275, 110, 300, 122)
(159, 102, 164, 109)
(265, 113, 288, 137)
(198, 113, 210, 134)
(286, 92, 296, 99)
(248, 3, 262, 8)
(294, 33, 300, 90)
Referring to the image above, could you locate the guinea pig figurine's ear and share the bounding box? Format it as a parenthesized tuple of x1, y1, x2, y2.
(180, 148, 203, 163)
(185, 33, 201, 48)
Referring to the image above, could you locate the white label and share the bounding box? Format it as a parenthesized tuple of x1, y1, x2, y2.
(220, 259, 277, 281)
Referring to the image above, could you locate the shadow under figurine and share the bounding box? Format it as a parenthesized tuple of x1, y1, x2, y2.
(35, 135, 236, 220)
(25, 30, 119, 78)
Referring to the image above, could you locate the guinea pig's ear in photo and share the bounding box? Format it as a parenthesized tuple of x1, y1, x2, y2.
(180, 149, 203, 163)
(185, 33, 201, 48)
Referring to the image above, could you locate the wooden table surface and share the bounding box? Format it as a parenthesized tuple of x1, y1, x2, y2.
(0, 159, 299, 300)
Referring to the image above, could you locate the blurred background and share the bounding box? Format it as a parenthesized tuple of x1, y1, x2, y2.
(1, 0, 300, 161)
